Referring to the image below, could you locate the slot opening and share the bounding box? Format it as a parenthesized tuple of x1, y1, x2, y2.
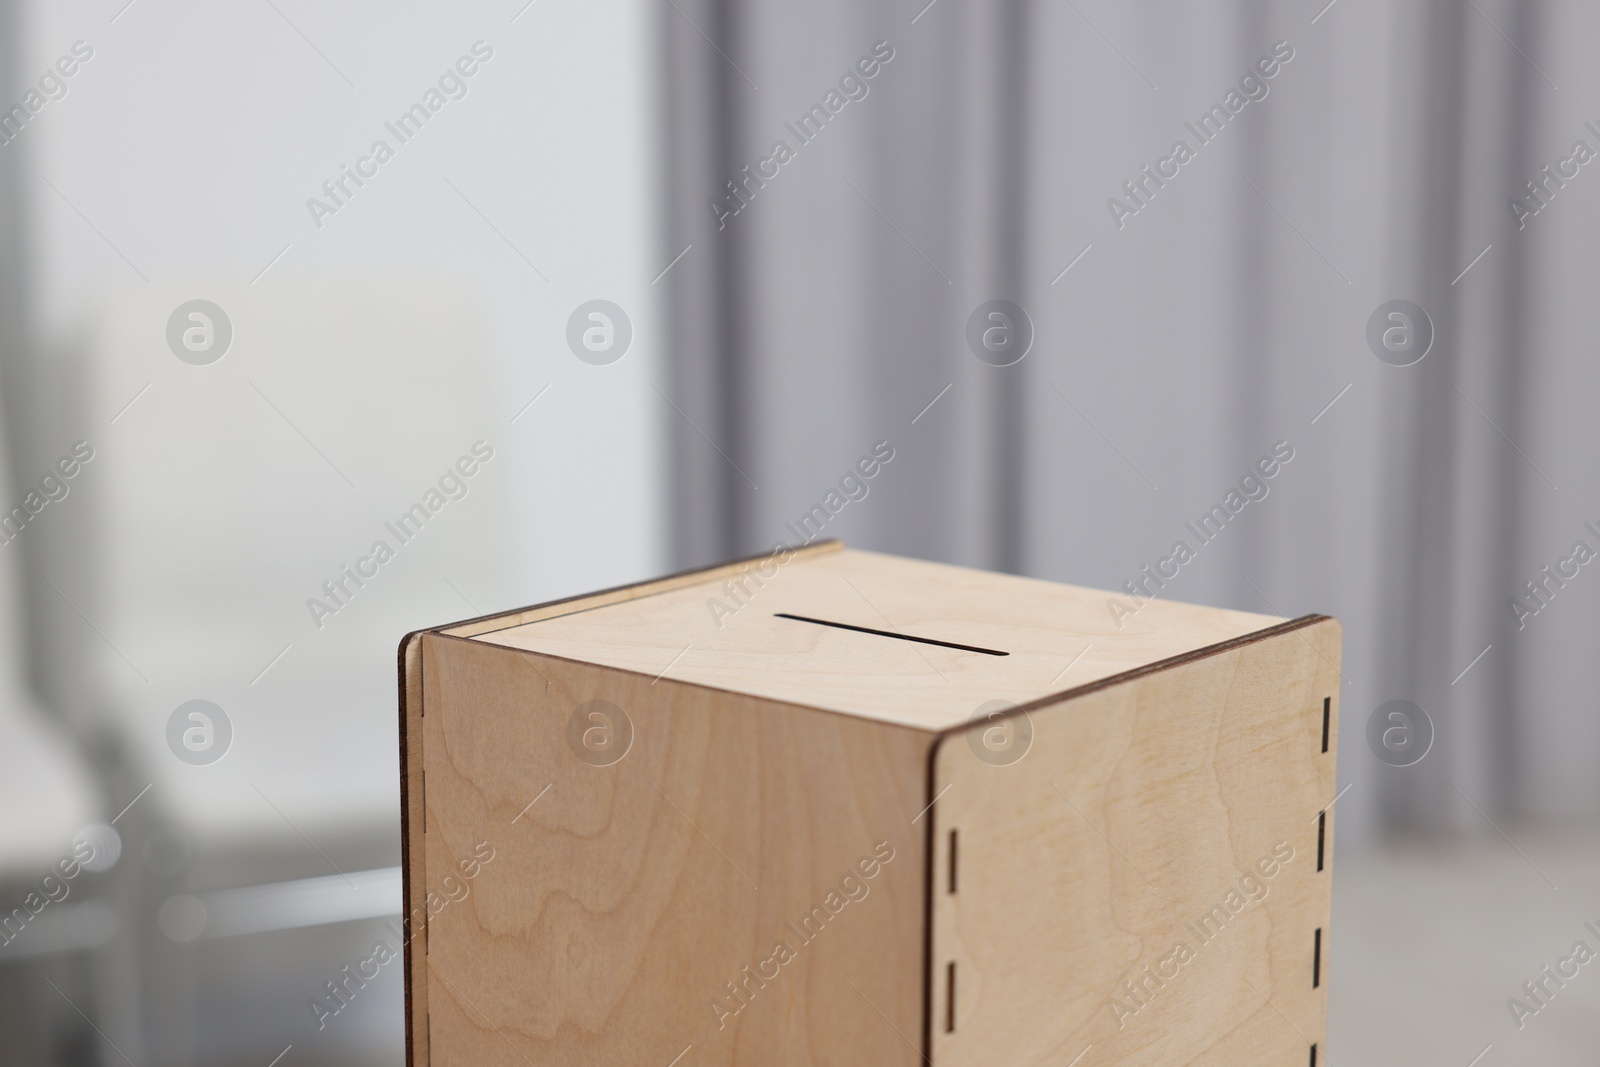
(1321, 697, 1331, 753)
(1317, 811, 1326, 872)
(945, 961, 956, 1032)
(1313, 927, 1322, 988)
(773, 613, 1009, 657)
(949, 829, 958, 893)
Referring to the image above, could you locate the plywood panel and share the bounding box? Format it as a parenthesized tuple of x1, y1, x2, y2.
(418, 633, 932, 1066)
(398, 630, 430, 1067)
(404, 545, 1337, 1065)
(474, 548, 1283, 732)
(928, 617, 1340, 1066)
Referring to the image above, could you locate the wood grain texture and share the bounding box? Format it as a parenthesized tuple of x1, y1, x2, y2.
(418, 632, 931, 1066)
(402, 545, 1339, 1065)
(473, 548, 1284, 732)
(927, 617, 1341, 1066)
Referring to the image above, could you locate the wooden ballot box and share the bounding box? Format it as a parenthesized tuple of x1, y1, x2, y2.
(399, 541, 1339, 1066)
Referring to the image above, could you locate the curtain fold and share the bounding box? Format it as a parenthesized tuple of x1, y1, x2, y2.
(660, 0, 1600, 842)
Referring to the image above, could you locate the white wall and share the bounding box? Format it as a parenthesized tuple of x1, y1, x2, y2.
(17, 0, 666, 611)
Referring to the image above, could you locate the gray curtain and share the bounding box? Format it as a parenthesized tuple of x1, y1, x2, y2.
(660, 0, 1600, 844)
(662, 0, 1034, 567)
(1376, 0, 1598, 833)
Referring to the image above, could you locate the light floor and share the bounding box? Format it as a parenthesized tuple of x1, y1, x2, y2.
(1328, 832, 1600, 1065)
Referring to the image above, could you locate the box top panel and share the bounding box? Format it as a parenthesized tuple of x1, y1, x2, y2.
(466, 545, 1286, 732)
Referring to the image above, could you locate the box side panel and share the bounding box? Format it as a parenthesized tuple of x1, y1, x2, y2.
(420, 634, 933, 1065)
(929, 618, 1340, 1065)
(400, 631, 429, 1067)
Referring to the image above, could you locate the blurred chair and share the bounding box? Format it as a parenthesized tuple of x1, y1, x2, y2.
(0, 400, 107, 1064)
(39, 281, 513, 1065)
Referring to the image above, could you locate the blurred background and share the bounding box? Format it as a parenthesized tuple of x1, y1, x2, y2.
(0, 0, 1596, 1062)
